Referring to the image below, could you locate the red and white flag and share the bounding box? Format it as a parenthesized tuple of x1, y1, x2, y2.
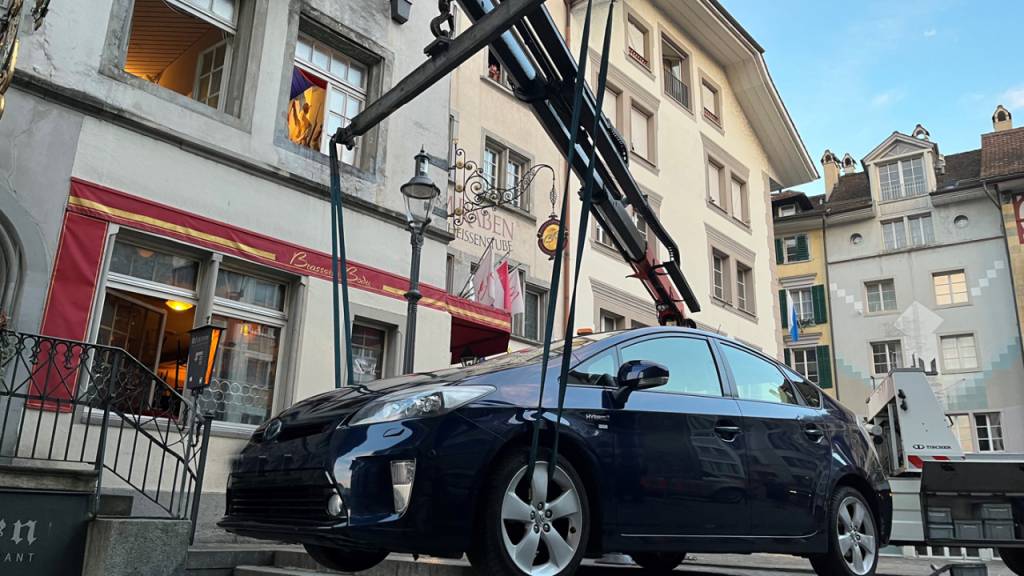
(497, 261, 526, 316)
(472, 247, 498, 306)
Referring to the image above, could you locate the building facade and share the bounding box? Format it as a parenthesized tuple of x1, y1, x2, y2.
(820, 111, 1024, 455)
(0, 0, 511, 540)
(771, 190, 836, 395)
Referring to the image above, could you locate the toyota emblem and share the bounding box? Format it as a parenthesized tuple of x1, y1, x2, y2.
(264, 419, 283, 442)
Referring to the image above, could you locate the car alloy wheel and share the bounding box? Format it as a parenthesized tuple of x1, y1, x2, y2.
(836, 495, 877, 576)
(500, 461, 584, 576)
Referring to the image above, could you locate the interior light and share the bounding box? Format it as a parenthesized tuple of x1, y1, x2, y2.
(165, 300, 195, 312)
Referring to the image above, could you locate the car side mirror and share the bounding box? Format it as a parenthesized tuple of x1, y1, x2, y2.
(610, 360, 668, 407)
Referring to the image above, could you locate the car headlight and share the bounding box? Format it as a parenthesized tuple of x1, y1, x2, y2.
(346, 385, 495, 427)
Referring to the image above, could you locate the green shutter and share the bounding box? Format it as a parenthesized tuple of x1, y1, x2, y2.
(775, 238, 784, 265)
(795, 234, 810, 261)
(779, 289, 788, 329)
(784, 348, 792, 366)
(816, 345, 833, 389)
(812, 284, 828, 324)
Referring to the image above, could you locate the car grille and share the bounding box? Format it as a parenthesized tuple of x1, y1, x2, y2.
(227, 472, 343, 526)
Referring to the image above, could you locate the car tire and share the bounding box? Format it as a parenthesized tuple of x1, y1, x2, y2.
(1000, 548, 1024, 575)
(469, 450, 589, 576)
(631, 552, 687, 573)
(810, 486, 879, 576)
(303, 544, 388, 572)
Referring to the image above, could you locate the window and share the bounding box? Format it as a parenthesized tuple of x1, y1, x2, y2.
(974, 413, 1004, 452)
(934, 270, 968, 306)
(479, 140, 531, 211)
(110, 241, 199, 290)
(865, 279, 897, 313)
(205, 316, 281, 424)
(701, 80, 721, 125)
(626, 16, 649, 68)
(123, 0, 244, 113)
(486, 49, 510, 88)
(630, 105, 652, 160)
(712, 251, 728, 301)
(661, 37, 690, 109)
(631, 207, 648, 247)
(730, 178, 747, 223)
(908, 213, 934, 247)
(782, 234, 809, 263)
(736, 264, 752, 313)
(878, 157, 926, 200)
(707, 160, 723, 207)
(941, 334, 978, 372)
(513, 273, 545, 342)
(288, 34, 368, 165)
(871, 340, 903, 374)
(445, 254, 455, 293)
(351, 323, 387, 384)
(778, 204, 797, 217)
(788, 348, 819, 385)
(621, 337, 722, 396)
(722, 344, 799, 405)
(882, 218, 908, 251)
(950, 414, 975, 452)
(789, 287, 813, 322)
(216, 269, 286, 311)
(602, 88, 620, 128)
(600, 310, 623, 332)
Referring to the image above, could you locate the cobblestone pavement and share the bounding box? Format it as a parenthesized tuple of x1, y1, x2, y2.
(574, 554, 1015, 576)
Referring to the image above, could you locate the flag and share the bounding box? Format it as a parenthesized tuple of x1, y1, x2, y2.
(290, 67, 327, 100)
(497, 262, 526, 315)
(472, 247, 498, 307)
(790, 300, 800, 342)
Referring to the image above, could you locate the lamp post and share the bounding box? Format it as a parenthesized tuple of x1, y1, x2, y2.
(400, 149, 441, 374)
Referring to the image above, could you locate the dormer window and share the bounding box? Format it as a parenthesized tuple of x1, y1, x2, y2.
(778, 204, 797, 217)
(878, 156, 925, 201)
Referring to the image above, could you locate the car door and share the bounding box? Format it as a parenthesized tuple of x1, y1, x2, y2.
(717, 342, 830, 538)
(605, 335, 748, 537)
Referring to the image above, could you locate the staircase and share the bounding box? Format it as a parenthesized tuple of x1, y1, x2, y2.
(187, 547, 475, 576)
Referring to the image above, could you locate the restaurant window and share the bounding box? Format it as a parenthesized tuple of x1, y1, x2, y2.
(122, 0, 248, 114)
(661, 37, 690, 109)
(110, 241, 199, 291)
(351, 322, 387, 384)
(288, 33, 369, 165)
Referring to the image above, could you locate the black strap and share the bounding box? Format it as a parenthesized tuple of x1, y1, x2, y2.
(329, 135, 356, 388)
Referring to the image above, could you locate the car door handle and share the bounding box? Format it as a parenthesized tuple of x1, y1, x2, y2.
(714, 425, 741, 442)
(803, 424, 825, 442)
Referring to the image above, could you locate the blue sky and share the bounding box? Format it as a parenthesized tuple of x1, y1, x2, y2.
(721, 0, 1024, 195)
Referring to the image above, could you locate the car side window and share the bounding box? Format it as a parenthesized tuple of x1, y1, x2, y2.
(620, 337, 723, 397)
(721, 344, 800, 406)
(782, 365, 822, 409)
(572, 349, 618, 386)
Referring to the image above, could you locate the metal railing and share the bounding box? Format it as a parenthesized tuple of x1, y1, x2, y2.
(0, 329, 211, 539)
(663, 68, 689, 109)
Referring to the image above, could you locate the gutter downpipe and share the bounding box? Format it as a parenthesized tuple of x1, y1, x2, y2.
(982, 181, 1024, 367)
(822, 209, 840, 402)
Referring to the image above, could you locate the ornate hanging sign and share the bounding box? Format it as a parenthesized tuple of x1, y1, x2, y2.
(537, 217, 561, 259)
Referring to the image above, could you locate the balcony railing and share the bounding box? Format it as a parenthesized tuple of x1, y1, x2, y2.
(663, 69, 689, 109)
(0, 329, 211, 541)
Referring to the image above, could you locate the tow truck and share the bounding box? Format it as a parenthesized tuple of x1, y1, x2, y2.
(866, 369, 1024, 574)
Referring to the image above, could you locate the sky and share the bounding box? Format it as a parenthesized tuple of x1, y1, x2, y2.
(720, 0, 1024, 196)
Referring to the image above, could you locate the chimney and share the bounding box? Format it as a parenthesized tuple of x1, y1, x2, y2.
(841, 153, 857, 175)
(821, 149, 840, 199)
(993, 105, 1013, 132)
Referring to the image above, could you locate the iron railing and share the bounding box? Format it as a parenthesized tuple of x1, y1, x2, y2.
(0, 329, 211, 540)
(663, 68, 689, 109)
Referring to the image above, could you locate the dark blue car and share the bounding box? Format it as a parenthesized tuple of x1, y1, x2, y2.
(221, 327, 892, 576)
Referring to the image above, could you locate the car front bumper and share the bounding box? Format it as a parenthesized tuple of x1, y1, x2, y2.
(219, 410, 501, 556)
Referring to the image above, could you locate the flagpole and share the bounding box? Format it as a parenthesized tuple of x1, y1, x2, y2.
(458, 237, 495, 298)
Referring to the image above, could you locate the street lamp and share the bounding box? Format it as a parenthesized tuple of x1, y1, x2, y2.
(400, 149, 440, 374)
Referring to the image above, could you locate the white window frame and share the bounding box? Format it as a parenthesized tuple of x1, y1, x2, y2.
(782, 234, 809, 263)
(736, 263, 752, 313)
(168, 0, 238, 31)
(193, 40, 232, 111)
(513, 273, 546, 342)
(661, 36, 690, 110)
(789, 347, 819, 384)
(293, 34, 369, 164)
(351, 321, 389, 384)
(881, 218, 908, 251)
(712, 252, 728, 301)
(700, 79, 721, 125)
(878, 156, 926, 200)
(778, 205, 797, 217)
(600, 310, 624, 332)
(481, 139, 531, 212)
(870, 340, 903, 375)
(626, 16, 650, 68)
(934, 270, 969, 307)
(707, 159, 723, 207)
(788, 287, 814, 322)
(907, 213, 934, 247)
(865, 279, 897, 314)
(950, 411, 1004, 453)
(940, 333, 979, 373)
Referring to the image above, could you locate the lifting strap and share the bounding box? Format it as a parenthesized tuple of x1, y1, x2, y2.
(526, 0, 615, 491)
(329, 135, 356, 389)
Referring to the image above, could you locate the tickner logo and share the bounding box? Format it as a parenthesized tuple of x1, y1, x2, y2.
(0, 518, 38, 565)
(913, 444, 952, 450)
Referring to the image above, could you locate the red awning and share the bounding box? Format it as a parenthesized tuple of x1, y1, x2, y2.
(446, 295, 511, 363)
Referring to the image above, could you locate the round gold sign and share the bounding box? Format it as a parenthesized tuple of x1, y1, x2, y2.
(537, 218, 561, 258)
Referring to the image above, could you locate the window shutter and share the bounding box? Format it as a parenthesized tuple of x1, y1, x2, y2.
(816, 345, 833, 389)
(812, 284, 828, 324)
(796, 234, 810, 261)
(783, 348, 791, 366)
(779, 289, 788, 329)
(775, 238, 784, 265)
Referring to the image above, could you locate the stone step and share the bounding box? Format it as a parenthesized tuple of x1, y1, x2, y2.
(188, 545, 293, 575)
(272, 551, 475, 576)
(96, 493, 134, 516)
(235, 567, 320, 576)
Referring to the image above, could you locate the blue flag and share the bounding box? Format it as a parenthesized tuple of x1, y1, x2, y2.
(790, 303, 799, 342)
